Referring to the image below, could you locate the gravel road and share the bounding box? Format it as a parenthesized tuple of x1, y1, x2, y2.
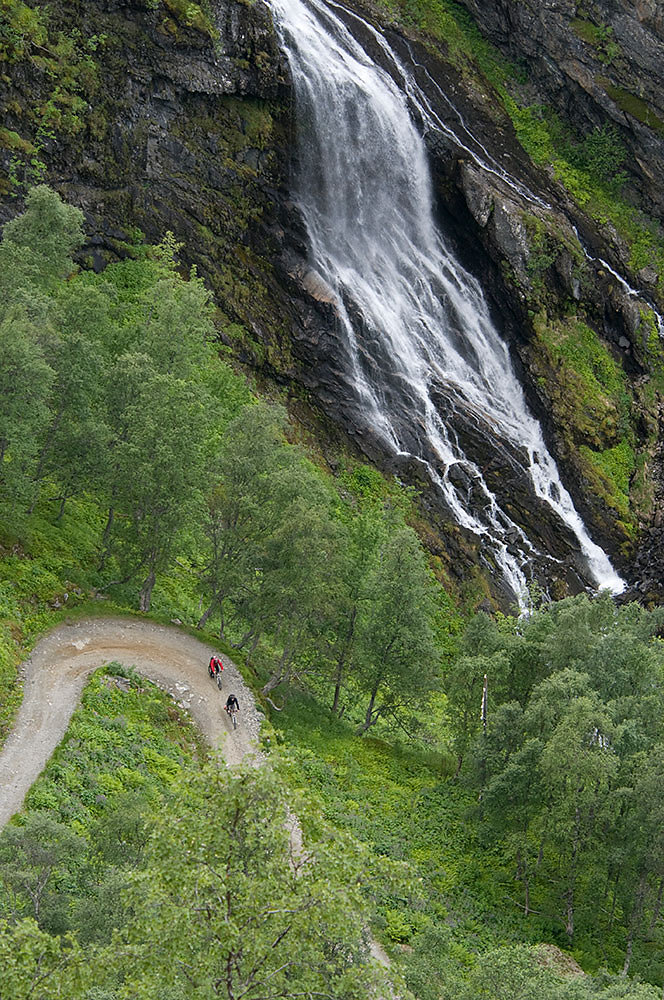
(0, 616, 264, 828)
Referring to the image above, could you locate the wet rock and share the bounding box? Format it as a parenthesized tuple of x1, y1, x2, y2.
(490, 199, 531, 281)
(0, 0, 291, 340)
(459, 162, 494, 228)
(455, 0, 664, 224)
(638, 266, 659, 288)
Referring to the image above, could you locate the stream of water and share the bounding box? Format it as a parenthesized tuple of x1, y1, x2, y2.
(268, 0, 625, 602)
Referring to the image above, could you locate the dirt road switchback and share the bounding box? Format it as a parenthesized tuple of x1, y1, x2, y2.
(0, 617, 263, 828)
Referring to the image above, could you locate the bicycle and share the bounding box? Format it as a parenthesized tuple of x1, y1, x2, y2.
(216, 670, 223, 691)
(226, 705, 238, 730)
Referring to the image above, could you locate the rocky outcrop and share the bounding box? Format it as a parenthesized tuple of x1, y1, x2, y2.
(339, 22, 664, 587)
(454, 0, 664, 225)
(0, 0, 291, 337)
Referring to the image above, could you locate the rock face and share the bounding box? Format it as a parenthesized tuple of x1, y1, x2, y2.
(0, 0, 291, 335)
(455, 0, 664, 224)
(277, 9, 664, 600)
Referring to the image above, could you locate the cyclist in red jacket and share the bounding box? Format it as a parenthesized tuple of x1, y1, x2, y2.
(208, 655, 223, 679)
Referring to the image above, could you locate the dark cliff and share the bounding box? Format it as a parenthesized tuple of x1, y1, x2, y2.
(455, 0, 664, 226)
(0, 0, 293, 344)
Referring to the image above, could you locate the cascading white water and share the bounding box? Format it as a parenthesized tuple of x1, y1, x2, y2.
(269, 0, 625, 602)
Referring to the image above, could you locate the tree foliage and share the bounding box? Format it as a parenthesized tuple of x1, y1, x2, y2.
(454, 594, 664, 965)
(111, 762, 393, 999)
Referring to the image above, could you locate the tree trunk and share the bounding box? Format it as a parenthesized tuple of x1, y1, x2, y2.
(197, 600, 217, 630)
(139, 569, 156, 612)
(332, 608, 357, 714)
(622, 927, 634, 977)
(263, 641, 292, 694)
(102, 504, 115, 547)
(263, 670, 284, 695)
(97, 505, 116, 571)
(332, 655, 345, 714)
(623, 873, 647, 975)
(357, 677, 380, 734)
(30, 409, 63, 501)
(566, 887, 575, 943)
(608, 879, 619, 932)
(247, 631, 261, 659)
(566, 806, 581, 944)
(648, 878, 664, 934)
(232, 629, 256, 650)
(55, 494, 67, 522)
(517, 846, 530, 916)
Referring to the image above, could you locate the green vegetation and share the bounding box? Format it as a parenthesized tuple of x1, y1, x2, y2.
(534, 315, 631, 440)
(0, 0, 217, 198)
(530, 314, 638, 527)
(0, 187, 449, 740)
(579, 440, 635, 523)
(3, 190, 664, 998)
(571, 19, 621, 67)
(459, 597, 664, 983)
(0, 0, 105, 191)
(0, 665, 206, 947)
(158, 0, 217, 37)
(23, 665, 205, 823)
(273, 594, 664, 995)
(503, 102, 664, 287)
(0, 493, 102, 743)
(4, 593, 664, 999)
(598, 84, 664, 136)
(0, 666, 398, 998)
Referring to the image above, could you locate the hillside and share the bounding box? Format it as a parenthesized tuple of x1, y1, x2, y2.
(2, 0, 664, 996)
(1, 0, 664, 604)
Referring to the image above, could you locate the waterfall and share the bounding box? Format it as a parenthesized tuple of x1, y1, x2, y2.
(268, 0, 625, 602)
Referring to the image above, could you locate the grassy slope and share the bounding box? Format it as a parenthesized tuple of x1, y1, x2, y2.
(0, 492, 235, 748)
(269, 691, 661, 988)
(24, 664, 207, 826)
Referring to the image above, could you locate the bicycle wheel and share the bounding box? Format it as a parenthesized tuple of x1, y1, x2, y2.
(217, 672, 222, 690)
(232, 711, 237, 730)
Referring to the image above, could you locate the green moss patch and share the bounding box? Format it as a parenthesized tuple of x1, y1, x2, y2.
(530, 314, 640, 529)
(599, 81, 664, 135)
(571, 20, 621, 65)
(161, 0, 217, 38)
(534, 315, 631, 447)
(571, 18, 604, 46)
(578, 439, 635, 524)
